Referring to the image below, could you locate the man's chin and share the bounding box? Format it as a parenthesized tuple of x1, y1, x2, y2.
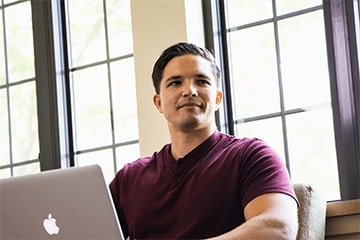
(178, 118, 202, 131)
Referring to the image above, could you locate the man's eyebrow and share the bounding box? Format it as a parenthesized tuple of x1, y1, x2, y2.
(164, 75, 182, 83)
(164, 73, 211, 83)
(194, 73, 211, 79)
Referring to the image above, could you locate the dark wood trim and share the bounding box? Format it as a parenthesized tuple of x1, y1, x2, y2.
(323, 0, 360, 200)
(31, 0, 72, 170)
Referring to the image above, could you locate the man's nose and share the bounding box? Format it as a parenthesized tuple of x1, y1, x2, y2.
(182, 81, 198, 97)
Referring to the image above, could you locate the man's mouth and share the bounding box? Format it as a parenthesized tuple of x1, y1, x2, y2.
(178, 102, 201, 109)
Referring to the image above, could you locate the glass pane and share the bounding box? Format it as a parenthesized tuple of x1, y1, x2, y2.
(13, 161, 40, 177)
(9, 82, 39, 163)
(106, 0, 133, 58)
(234, 117, 286, 162)
(0, 10, 5, 86)
(72, 65, 112, 150)
(287, 108, 340, 201)
(279, 11, 331, 110)
(276, 0, 322, 15)
(116, 143, 140, 171)
(226, 0, 272, 27)
(5, 1, 35, 83)
(229, 23, 280, 119)
(76, 149, 114, 184)
(0, 89, 10, 166)
(68, 0, 106, 67)
(3, 0, 22, 4)
(111, 59, 139, 143)
(0, 168, 11, 179)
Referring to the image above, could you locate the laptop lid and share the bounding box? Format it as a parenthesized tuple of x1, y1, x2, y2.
(0, 164, 125, 240)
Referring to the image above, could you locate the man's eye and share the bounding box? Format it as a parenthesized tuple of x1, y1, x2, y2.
(198, 79, 210, 85)
(168, 81, 181, 87)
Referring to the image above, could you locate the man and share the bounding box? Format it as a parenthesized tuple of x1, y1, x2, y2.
(109, 42, 298, 239)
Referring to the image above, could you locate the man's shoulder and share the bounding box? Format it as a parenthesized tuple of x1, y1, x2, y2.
(216, 131, 263, 147)
(121, 144, 170, 171)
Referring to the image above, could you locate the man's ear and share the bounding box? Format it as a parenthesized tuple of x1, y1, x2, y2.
(215, 90, 223, 109)
(153, 94, 163, 113)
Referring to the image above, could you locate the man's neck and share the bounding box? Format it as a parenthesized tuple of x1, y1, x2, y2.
(168, 125, 216, 160)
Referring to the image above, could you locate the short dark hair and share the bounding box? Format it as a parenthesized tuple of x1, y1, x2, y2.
(151, 42, 221, 94)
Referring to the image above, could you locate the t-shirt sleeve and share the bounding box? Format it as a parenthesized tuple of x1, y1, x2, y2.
(239, 139, 298, 209)
(109, 170, 129, 238)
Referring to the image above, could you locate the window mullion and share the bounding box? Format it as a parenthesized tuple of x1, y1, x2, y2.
(31, 0, 71, 170)
(203, 0, 234, 135)
(271, 0, 291, 173)
(323, 0, 360, 200)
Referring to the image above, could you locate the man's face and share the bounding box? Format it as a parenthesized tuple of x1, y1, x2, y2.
(153, 54, 222, 132)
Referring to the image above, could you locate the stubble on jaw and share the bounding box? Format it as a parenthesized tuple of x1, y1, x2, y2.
(173, 112, 207, 133)
(179, 119, 200, 132)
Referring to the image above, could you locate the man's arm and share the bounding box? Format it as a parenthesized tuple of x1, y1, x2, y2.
(206, 193, 298, 240)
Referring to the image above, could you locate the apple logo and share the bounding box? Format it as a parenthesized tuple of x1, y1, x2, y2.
(43, 213, 60, 235)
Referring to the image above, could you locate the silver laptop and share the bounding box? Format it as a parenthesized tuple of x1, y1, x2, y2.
(0, 164, 125, 240)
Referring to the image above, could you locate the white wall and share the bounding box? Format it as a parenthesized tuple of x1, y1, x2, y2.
(131, 0, 205, 156)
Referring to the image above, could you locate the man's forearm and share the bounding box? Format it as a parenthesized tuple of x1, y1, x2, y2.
(205, 213, 298, 240)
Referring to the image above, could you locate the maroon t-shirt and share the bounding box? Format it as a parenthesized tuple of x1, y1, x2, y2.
(109, 131, 297, 239)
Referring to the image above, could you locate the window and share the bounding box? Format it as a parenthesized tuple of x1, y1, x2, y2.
(204, 0, 360, 201)
(1, 0, 139, 183)
(64, 0, 139, 182)
(0, 0, 40, 177)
